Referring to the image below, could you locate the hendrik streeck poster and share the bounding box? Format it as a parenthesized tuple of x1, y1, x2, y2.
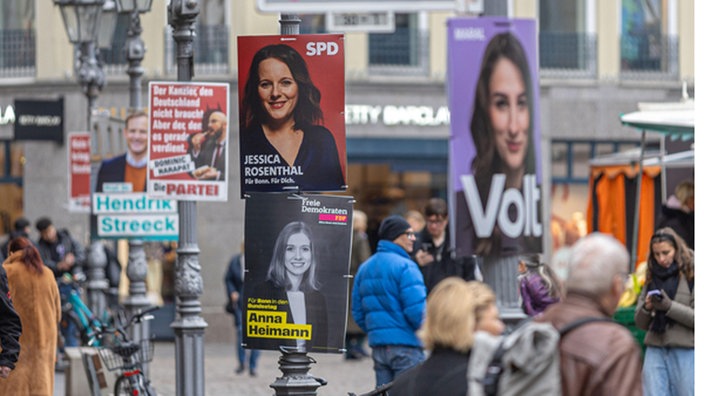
(243, 193, 353, 353)
(237, 34, 347, 196)
(447, 18, 543, 258)
(147, 82, 230, 201)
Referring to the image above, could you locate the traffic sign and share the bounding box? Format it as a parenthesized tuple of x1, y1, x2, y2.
(326, 11, 395, 33)
(257, 0, 456, 13)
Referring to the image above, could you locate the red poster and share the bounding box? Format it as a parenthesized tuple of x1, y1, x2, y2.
(68, 132, 91, 213)
(237, 34, 347, 196)
(147, 82, 230, 201)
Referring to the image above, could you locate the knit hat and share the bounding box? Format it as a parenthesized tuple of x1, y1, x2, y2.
(378, 215, 411, 241)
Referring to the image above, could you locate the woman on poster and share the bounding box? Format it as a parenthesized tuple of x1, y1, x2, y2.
(456, 32, 542, 257)
(240, 44, 344, 192)
(251, 221, 328, 350)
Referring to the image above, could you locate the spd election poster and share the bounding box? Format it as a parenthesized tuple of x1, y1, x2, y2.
(237, 34, 347, 197)
(447, 18, 543, 259)
(147, 82, 230, 201)
(243, 193, 353, 353)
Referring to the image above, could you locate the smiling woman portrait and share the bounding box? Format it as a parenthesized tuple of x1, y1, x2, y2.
(240, 44, 344, 192)
(456, 31, 541, 257)
(250, 221, 329, 351)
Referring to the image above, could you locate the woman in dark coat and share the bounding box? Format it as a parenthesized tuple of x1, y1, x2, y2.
(391, 278, 504, 396)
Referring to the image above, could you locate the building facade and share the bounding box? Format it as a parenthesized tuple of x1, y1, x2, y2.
(0, 0, 694, 338)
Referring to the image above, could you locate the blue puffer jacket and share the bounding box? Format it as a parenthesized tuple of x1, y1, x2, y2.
(352, 240, 427, 348)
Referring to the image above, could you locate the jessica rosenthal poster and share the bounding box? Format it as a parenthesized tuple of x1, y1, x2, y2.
(447, 18, 543, 258)
(243, 193, 353, 353)
(147, 82, 230, 201)
(237, 34, 347, 196)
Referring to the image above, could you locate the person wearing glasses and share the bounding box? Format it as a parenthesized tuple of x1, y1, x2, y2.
(413, 198, 475, 292)
(352, 215, 427, 387)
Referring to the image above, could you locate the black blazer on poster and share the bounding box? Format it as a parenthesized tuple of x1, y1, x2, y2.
(247, 280, 329, 352)
(95, 154, 147, 192)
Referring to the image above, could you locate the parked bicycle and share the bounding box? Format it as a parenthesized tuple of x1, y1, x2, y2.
(96, 306, 159, 396)
(59, 273, 114, 347)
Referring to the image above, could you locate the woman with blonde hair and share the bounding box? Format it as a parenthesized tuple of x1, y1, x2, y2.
(390, 278, 503, 395)
(1, 237, 61, 395)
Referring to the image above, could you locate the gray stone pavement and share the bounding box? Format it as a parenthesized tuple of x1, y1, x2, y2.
(56, 341, 377, 396)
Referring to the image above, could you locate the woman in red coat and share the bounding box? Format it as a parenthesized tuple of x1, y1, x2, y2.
(1, 237, 61, 396)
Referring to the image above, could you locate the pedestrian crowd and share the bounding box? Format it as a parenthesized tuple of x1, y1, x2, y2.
(1, 186, 692, 395)
(343, 195, 692, 396)
(0, 215, 94, 395)
(218, 194, 694, 396)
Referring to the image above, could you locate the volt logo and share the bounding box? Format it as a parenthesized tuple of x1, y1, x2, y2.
(460, 174, 542, 238)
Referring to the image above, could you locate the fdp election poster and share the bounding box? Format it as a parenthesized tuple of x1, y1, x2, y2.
(447, 18, 543, 258)
(243, 193, 353, 353)
(68, 132, 91, 213)
(237, 34, 347, 196)
(147, 82, 230, 201)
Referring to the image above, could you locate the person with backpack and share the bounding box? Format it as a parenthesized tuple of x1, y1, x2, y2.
(517, 253, 562, 316)
(536, 233, 643, 396)
(635, 227, 693, 396)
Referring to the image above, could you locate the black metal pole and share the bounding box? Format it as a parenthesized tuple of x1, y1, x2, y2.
(121, 7, 151, 377)
(77, 40, 108, 317)
(267, 14, 326, 396)
(168, 1, 207, 396)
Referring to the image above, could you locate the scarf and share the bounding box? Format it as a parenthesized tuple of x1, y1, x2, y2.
(648, 261, 680, 333)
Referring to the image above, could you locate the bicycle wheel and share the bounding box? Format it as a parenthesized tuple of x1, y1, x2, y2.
(114, 374, 150, 396)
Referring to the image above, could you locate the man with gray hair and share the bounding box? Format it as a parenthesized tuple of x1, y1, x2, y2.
(536, 232, 642, 396)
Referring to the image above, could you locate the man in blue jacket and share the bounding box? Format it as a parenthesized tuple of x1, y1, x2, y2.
(352, 215, 427, 387)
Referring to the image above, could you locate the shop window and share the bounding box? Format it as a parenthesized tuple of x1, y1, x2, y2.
(100, 13, 129, 74)
(368, 13, 428, 76)
(620, 0, 678, 79)
(164, 0, 229, 75)
(0, 1, 35, 78)
(539, 0, 596, 78)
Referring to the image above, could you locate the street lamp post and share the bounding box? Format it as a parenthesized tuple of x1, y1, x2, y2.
(168, 1, 207, 396)
(115, 0, 153, 377)
(265, 14, 326, 396)
(54, 0, 116, 317)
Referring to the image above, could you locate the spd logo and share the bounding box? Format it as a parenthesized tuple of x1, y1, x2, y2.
(305, 41, 339, 56)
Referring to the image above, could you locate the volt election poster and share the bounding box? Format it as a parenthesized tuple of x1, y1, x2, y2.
(147, 82, 230, 201)
(243, 193, 353, 353)
(447, 18, 543, 258)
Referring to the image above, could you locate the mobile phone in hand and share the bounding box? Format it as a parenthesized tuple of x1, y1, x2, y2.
(647, 289, 663, 301)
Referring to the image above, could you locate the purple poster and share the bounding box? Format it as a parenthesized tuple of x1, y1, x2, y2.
(447, 18, 543, 258)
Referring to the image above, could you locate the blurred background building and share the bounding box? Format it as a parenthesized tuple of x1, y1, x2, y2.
(0, 0, 694, 340)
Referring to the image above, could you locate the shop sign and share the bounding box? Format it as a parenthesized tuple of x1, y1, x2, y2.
(345, 104, 450, 126)
(14, 98, 64, 142)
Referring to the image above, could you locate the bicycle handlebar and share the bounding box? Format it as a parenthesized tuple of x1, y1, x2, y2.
(96, 306, 161, 343)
